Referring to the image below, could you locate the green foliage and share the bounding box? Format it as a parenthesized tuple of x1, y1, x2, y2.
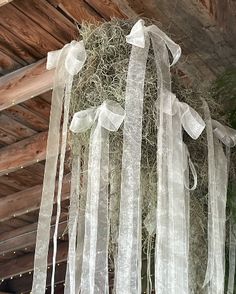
(212, 69, 236, 128)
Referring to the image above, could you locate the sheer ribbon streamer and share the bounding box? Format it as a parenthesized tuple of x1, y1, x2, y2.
(203, 101, 236, 294)
(228, 221, 236, 294)
(64, 153, 81, 294)
(116, 19, 204, 294)
(32, 41, 86, 294)
(70, 100, 125, 294)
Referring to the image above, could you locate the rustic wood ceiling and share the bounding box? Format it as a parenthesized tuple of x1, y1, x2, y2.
(0, 0, 235, 293)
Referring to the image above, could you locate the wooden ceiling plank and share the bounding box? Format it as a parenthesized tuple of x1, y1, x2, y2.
(0, 131, 48, 176)
(8, 262, 66, 293)
(56, 0, 103, 24)
(0, 182, 19, 197)
(85, 0, 127, 19)
(0, 25, 41, 64)
(24, 162, 45, 178)
(0, 51, 22, 75)
(2, 104, 49, 132)
(0, 241, 68, 280)
(5, 167, 44, 188)
(12, 0, 77, 44)
(0, 174, 70, 222)
(39, 90, 52, 104)
(0, 130, 18, 145)
(0, 4, 63, 55)
(0, 221, 67, 255)
(0, 59, 54, 111)
(0, 114, 36, 141)
(21, 97, 51, 120)
(0, 174, 30, 191)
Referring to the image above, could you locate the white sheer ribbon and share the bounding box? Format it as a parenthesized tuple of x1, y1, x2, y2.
(116, 19, 203, 294)
(32, 40, 86, 294)
(64, 152, 81, 294)
(158, 92, 204, 294)
(203, 101, 236, 294)
(70, 100, 125, 294)
(228, 220, 236, 294)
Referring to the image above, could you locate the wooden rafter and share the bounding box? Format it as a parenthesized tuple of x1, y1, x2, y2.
(0, 242, 68, 280)
(0, 131, 48, 176)
(0, 59, 53, 111)
(0, 174, 70, 222)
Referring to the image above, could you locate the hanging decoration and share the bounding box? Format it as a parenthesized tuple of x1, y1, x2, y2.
(32, 18, 236, 294)
(32, 40, 86, 294)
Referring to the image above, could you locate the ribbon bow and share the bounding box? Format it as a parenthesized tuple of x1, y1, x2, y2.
(70, 100, 125, 133)
(46, 40, 86, 76)
(32, 40, 87, 294)
(163, 91, 205, 140)
(70, 100, 125, 294)
(126, 19, 181, 66)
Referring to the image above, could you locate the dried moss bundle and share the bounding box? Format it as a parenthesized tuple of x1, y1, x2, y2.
(69, 19, 236, 293)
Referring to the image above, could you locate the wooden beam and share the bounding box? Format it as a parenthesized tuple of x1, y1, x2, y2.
(0, 241, 68, 280)
(0, 59, 53, 111)
(0, 221, 67, 254)
(0, 131, 47, 176)
(0, 174, 70, 222)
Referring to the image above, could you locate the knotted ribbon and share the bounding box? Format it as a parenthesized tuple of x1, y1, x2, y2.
(70, 100, 125, 294)
(203, 101, 236, 294)
(32, 40, 86, 294)
(116, 19, 204, 294)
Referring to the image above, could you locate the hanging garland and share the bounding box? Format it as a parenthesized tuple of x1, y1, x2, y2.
(32, 19, 236, 294)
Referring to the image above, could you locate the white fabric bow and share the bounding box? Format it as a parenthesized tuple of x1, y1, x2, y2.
(70, 100, 125, 133)
(46, 40, 87, 75)
(70, 100, 125, 294)
(32, 40, 87, 294)
(126, 19, 181, 66)
(163, 91, 205, 140)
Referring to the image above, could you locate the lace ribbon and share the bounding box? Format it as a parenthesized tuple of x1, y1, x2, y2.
(203, 101, 236, 294)
(70, 100, 125, 294)
(32, 40, 86, 294)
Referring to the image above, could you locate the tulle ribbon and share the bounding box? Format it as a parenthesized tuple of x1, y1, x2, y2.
(203, 101, 236, 294)
(116, 19, 204, 294)
(32, 40, 86, 294)
(70, 100, 125, 294)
